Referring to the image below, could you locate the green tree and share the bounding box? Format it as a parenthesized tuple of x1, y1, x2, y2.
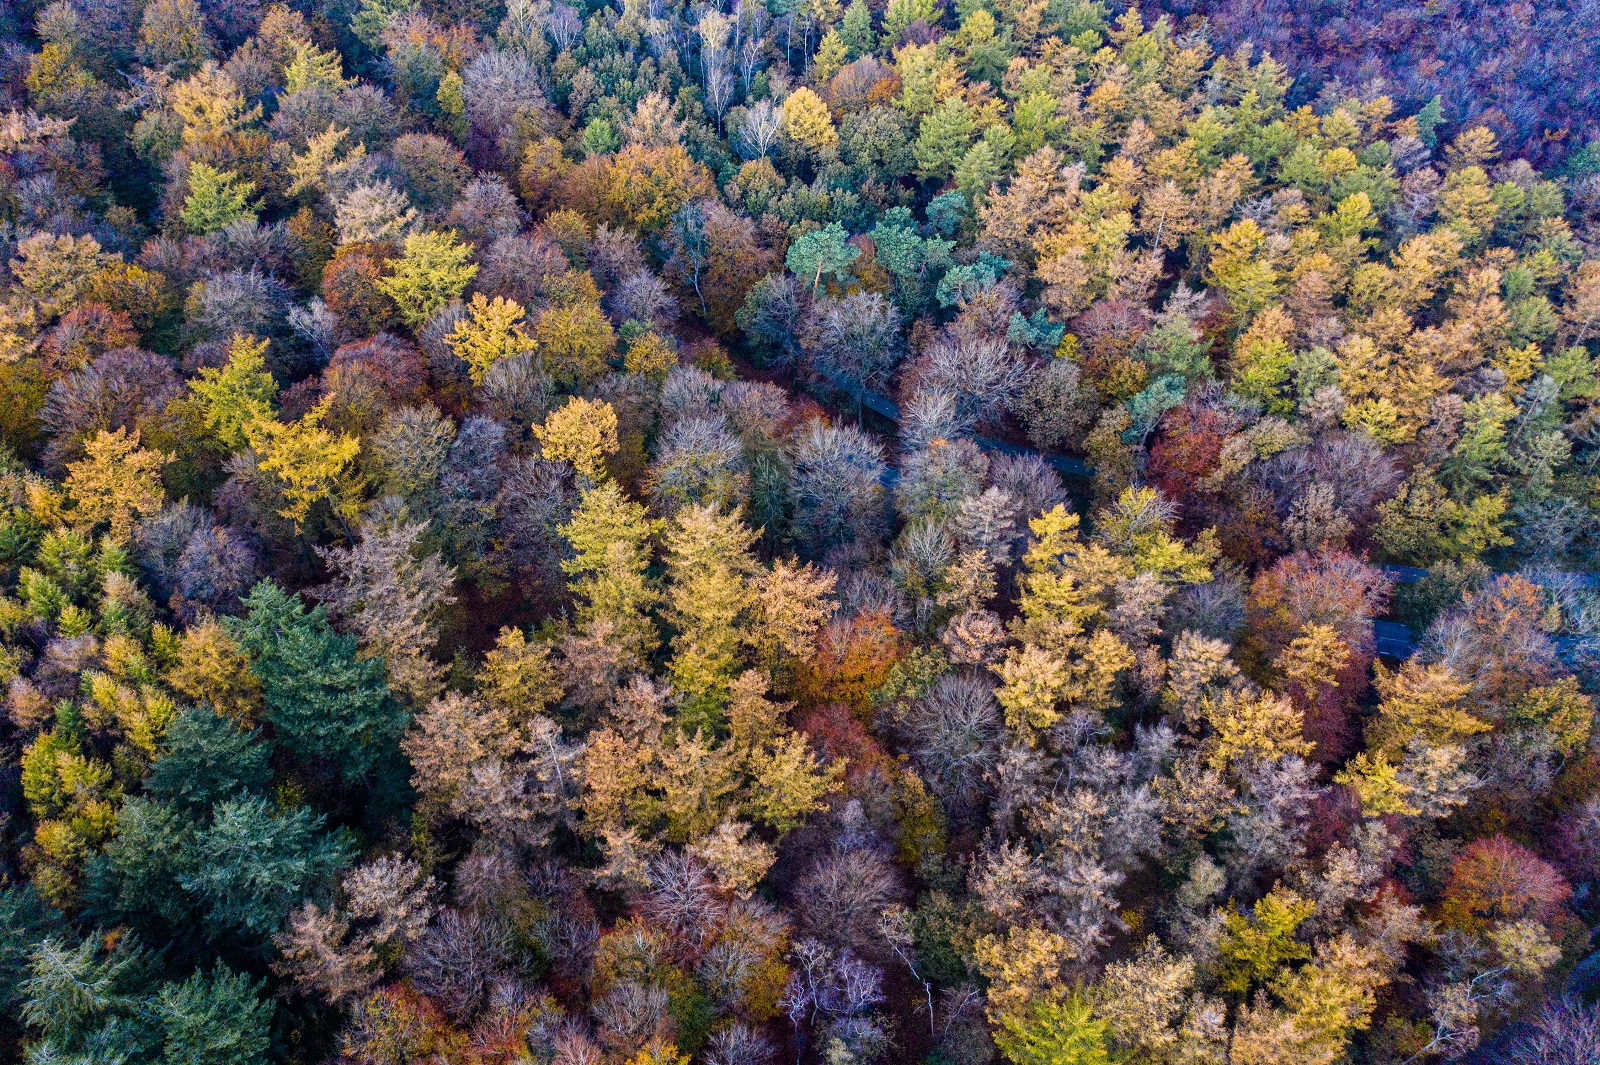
(231, 582, 405, 781)
(785, 222, 860, 296)
(0, 887, 64, 1022)
(145, 707, 274, 814)
(583, 118, 621, 156)
(994, 995, 1117, 1065)
(181, 162, 258, 235)
(155, 966, 273, 1065)
(245, 396, 364, 531)
(21, 934, 153, 1053)
(375, 229, 478, 326)
(1373, 472, 1511, 564)
(187, 334, 278, 452)
(92, 798, 201, 937)
(840, 0, 876, 55)
(914, 98, 975, 182)
(182, 796, 351, 944)
(282, 41, 347, 94)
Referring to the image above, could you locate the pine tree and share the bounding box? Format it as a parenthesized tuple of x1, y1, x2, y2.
(145, 706, 273, 813)
(182, 796, 351, 945)
(154, 966, 274, 1065)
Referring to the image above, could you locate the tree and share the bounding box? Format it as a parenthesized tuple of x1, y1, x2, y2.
(664, 200, 773, 335)
(737, 273, 805, 369)
(245, 396, 364, 531)
(145, 706, 273, 814)
(154, 966, 273, 1065)
(1202, 689, 1313, 770)
(1374, 472, 1511, 564)
(785, 222, 859, 296)
(20, 934, 151, 1052)
(781, 87, 838, 154)
(561, 481, 662, 656)
(316, 513, 456, 706)
(533, 397, 619, 481)
(445, 292, 534, 385)
(334, 182, 419, 246)
(786, 422, 887, 556)
(64, 427, 169, 542)
(187, 334, 277, 452)
(914, 99, 975, 182)
(804, 292, 903, 417)
(139, 0, 212, 67)
(1444, 836, 1572, 926)
(993, 995, 1116, 1065)
(475, 626, 562, 719)
(1216, 887, 1314, 995)
(376, 229, 478, 326)
(181, 162, 258, 234)
(751, 558, 837, 683)
(1366, 661, 1485, 754)
(663, 504, 760, 724)
(232, 581, 405, 781)
(163, 617, 264, 724)
(531, 299, 616, 389)
(402, 690, 579, 846)
(602, 144, 718, 236)
(841, 0, 876, 55)
(182, 795, 351, 943)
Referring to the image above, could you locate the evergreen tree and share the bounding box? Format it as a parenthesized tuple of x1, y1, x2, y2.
(181, 796, 351, 946)
(231, 582, 406, 781)
(145, 707, 274, 813)
(154, 966, 273, 1065)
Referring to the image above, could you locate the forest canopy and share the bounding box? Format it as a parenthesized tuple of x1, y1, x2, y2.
(0, 0, 1598, 1064)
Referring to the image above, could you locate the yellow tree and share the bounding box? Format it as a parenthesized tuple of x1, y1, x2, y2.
(1365, 661, 1485, 754)
(532, 397, 619, 481)
(245, 396, 364, 531)
(187, 333, 277, 450)
(560, 482, 662, 656)
(64, 428, 170, 542)
(532, 300, 615, 389)
(663, 504, 760, 724)
(445, 292, 534, 384)
(375, 229, 478, 326)
(781, 87, 838, 154)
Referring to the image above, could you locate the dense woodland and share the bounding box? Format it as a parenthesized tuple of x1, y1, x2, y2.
(0, 0, 1599, 1063)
